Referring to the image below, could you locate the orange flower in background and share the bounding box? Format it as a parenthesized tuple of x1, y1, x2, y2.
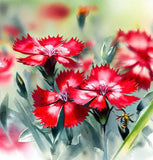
(39, 3, 70, 21)
(77, 6, 90, 18)
(112, 30, 153, 90)
(77, 5, 98, 17)
(77, 5, 98, 29)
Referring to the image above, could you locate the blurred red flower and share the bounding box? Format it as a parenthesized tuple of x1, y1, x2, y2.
(84, 39, 96, 49)
(112, 30, 153, 90)
(70, 65, 139, 111)
(0, 125, 29, 152)
(32, 70, 89, 128)
(0, 51, 15, 85)
(39, 3, 70, 21)
(3, 25, 20, 37)
(79, 57, 94, 73)
(13, 35, 84, 68)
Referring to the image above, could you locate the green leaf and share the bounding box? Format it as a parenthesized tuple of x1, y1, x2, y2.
(16, 72, 27, 99)
(0, 94, 9, 131)
(112, 100, 153, 160)
(65, 128, 73, 145)
(51, 106, 64, 145)
(101, 37, 116, 65)
(137, 91, 153, 115)
(19, 128, 34, 142)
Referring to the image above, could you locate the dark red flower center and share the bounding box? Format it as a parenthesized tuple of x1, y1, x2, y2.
(59, 91, 68, 102)
(99, 85, 108, 95)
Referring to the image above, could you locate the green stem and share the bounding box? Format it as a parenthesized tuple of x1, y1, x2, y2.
(112, 100, 153, 160)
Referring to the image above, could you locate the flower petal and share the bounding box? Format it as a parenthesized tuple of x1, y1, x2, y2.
(80, 78, 100, 90)
(81, 65, 120, 90)
(56, 70, 84, 91)
(18, 55, 48, 66)
(38, 35, 63, 47)
(89, 95, 107, 111)
(112, 47, 138, 69)
(32, 101, 63, 128)
(54, 56, 80, 68)
(123, 65, 152, 90)
(61, 38, 84, 56)
(107, 92, 139, 109)
(124, 30, 151, 52)
(64, 102, 89, 128)
(69, 88, 97, 105)
(112, 80, 138, 94)
(32, 86, 58, 107)
(13, 34, 43, 55)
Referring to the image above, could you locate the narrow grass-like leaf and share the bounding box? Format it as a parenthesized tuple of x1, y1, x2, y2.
(16, 72, 27, 99)
(112, 100, 153, 160)
(0, 94, 9, 131)
(51, 106, 64, 144)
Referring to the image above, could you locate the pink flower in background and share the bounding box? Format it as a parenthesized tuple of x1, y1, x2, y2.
(0, 51, 15, 85)
(32, 70, 89, 128)
(84, 39, 96, 49)
(39, 3, 70, 21)
(78, 57, 94, 73)
(0, 125, 29, 152)
(70, 65, 139, 111)
(3, 25, 20, 37)
(13, 35, 84, 68)
(112, 30, 153, 90)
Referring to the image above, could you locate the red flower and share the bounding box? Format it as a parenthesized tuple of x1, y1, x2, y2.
(13, 34, 84, 68)
(112, 30, 153, 90)
(70, 65, 139, 111)
(32, 70, 89, 128)
(3, 25, 20, 37)
(0, 51, 15, 85)
(39, 3, 70, 21)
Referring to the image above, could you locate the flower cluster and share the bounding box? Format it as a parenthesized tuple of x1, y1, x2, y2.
(13, 31, 153, 128)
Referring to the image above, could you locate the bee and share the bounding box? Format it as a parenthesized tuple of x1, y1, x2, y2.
(116, 109, 135, 129)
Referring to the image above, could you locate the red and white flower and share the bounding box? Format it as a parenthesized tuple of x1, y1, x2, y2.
(112, 30, 153, 90)
(0, 51, 15, 85)
(32, 70, 89, 128)
(70, 65, 139, 111)
(13, 34, 84, 68)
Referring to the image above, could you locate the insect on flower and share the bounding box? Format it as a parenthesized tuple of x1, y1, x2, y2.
(116, 109, 135, 129)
